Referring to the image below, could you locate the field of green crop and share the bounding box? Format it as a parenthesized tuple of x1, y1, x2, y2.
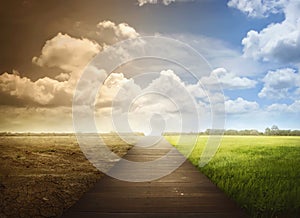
(165, 135, 300, 217)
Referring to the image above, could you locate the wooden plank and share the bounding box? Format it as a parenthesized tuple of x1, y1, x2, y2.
(64, 212, 243, 218)
(63, 139, 248, 217)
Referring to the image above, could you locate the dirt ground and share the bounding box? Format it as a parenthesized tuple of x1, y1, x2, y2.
(0, 134, 134, 218)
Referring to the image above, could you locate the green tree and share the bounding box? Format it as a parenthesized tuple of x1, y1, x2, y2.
(271, 125, 280, 135)
(265, 127, 271, 135)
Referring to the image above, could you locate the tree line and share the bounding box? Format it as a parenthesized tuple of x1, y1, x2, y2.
(1, 126, 300, 136)
(263, 125, 300, 136)
(205, 125, 300, 136)
(165, 125, 300, 136)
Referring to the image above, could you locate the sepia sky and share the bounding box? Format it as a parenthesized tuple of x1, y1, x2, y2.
(0, 0, 300, 132)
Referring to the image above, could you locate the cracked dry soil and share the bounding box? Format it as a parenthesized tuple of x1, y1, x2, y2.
(0, 135, 133, 218)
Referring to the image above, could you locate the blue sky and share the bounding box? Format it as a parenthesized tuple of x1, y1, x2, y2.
(123, 0, 285, 46)
(127, 0, 300, 131)
(0, 0, 299, 132)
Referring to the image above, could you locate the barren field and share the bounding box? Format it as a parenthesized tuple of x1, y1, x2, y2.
(0, 134, 133, 218)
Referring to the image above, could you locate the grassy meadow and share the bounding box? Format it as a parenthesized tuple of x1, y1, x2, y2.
(165, 135, 300, 217)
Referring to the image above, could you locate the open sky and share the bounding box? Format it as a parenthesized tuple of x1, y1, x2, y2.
(0, 0, 300, 133)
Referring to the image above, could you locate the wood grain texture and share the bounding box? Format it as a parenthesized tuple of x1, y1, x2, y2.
(63, 139, 247, 217)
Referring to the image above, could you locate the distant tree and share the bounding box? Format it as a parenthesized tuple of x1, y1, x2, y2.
(240, 129, 258, 135)
(271, 125, 280, 135)
(262, 126, 300, 136)
(250, 129, 260, 135)
(225, 129, 238, 135)
(265, 127, 271, 135)
(279, 129, 291, 136)
(291, 130, 300, 136)
(205, 129, 224, 135)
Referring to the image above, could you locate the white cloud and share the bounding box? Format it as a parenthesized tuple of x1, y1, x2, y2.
(137, 0, 196, 6)
(137, 0, 176, 6)
(267, 100, 300, 113)
(240, 0, 300, 63)
(0, 21, 228, 132)
(92, 69, 212, 133)
(55, 73, 70, 81)
(96, 72, 141, 111)
(2, 19, 273, 132)
(1, 28, 130, 107)
(227, 0, 286, 18)
(138, 0, 158, 6)
(201, 68, 257, 90)
(0, 71, 72, 106)
(97, 21, 139, 44)
(0, 37, 107, 107)
(262, 68, 300, 88)
(0, 33, 105, 107)
(141, 70, 197, 113)
(96, 70, 198, 115)
(32, 33, 100, 72)
(19, 21, 141, 108)
(32, 21, 139, 78)
(0, 31, 107, 107)
(258, 68, 300, 99)
(225, 97, 259, 114)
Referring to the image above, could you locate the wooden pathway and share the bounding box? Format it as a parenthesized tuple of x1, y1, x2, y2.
(63, 137, 247, 217)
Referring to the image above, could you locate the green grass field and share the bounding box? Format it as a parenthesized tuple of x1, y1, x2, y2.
(165, 135, 300, 217)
